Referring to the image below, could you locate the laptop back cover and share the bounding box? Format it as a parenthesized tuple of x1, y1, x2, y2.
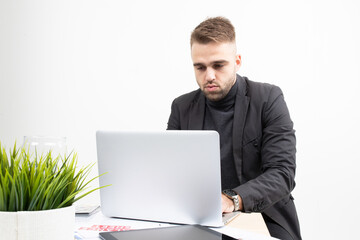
(96, 130, 223, 227)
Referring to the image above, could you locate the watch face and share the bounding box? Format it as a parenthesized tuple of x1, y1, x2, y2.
(223, 189, 236, 197)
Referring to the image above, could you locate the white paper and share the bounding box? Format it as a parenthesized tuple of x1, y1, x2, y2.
(75, 211, 175, 239)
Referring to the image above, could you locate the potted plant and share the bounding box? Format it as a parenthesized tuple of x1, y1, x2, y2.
(0, 141, 107, 240)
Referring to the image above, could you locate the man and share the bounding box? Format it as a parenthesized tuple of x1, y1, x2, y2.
(167, 17, 301, 240)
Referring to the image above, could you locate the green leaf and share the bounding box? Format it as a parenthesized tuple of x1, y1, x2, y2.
(0, 140, 109, 211)
(0, 182, 6, 211)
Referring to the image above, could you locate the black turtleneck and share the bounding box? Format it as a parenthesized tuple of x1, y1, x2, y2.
(203, 80, 240, 190)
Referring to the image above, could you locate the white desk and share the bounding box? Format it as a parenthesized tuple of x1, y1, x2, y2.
(227, 212, 270, 236)
(75, 210, 274, 240)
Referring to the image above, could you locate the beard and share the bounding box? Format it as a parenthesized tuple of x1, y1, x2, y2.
(203, 87, 227, 101)
(202, 76, 236, 102)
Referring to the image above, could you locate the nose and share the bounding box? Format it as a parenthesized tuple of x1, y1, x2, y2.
(205, 68, 216, 82)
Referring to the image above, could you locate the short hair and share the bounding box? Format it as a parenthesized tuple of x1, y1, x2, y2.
(190, 17, 236, 46)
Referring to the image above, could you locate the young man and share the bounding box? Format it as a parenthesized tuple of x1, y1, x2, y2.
(167, 17, 302, 240)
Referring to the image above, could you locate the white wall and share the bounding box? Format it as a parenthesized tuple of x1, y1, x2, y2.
(1, 0, 359, 239)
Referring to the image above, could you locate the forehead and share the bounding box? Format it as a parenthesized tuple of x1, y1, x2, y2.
(191, 42, 236, 64)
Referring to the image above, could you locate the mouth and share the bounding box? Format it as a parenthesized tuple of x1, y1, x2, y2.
(205, 84, 219, 92)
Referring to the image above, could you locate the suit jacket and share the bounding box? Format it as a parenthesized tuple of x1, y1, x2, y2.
(167, 75, 301, 240)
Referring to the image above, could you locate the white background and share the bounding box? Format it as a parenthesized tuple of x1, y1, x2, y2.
(1, 0, 359, 239)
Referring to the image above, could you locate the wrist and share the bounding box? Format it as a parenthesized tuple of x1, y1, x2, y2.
(222, 189, 240, 211)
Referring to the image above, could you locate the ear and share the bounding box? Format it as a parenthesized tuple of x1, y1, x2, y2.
(235, 54, 242, 71)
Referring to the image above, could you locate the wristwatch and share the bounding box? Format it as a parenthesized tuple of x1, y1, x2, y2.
(222, 189, 240, 211)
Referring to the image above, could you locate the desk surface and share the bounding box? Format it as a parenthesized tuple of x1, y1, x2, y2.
(227, 212, 270, 236)
(75, 209, 272, 240)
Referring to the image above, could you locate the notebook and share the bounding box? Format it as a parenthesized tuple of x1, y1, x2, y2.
(96, 130, 238, 227)
(99, 225, 238, 240)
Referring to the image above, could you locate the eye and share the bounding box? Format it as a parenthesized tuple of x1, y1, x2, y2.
(213, 64, 224, 69)
(196, 65, 206, 71)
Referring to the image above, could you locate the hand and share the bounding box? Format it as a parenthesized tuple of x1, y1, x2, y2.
(221, 194, 235, 213)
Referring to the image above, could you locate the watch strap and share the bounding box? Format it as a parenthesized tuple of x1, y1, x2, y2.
(232, 195, 240, 211)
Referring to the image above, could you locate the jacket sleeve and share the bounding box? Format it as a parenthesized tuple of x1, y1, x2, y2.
(234, 85, 296, 213)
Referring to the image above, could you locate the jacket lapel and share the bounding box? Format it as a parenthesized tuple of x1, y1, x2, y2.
(233, 75, 250, 184)
(188, 91, 206, 130)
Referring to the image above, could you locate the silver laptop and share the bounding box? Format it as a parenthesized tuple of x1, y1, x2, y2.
(96, 130, 237, 227)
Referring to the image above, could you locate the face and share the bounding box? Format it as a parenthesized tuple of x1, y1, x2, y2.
(191, 41, 241, 101)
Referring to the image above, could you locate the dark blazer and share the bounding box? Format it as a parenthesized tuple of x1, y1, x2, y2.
(167, 75, 301, 240)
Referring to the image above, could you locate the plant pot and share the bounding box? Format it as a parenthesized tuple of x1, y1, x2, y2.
(0, 205, 74, 240)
